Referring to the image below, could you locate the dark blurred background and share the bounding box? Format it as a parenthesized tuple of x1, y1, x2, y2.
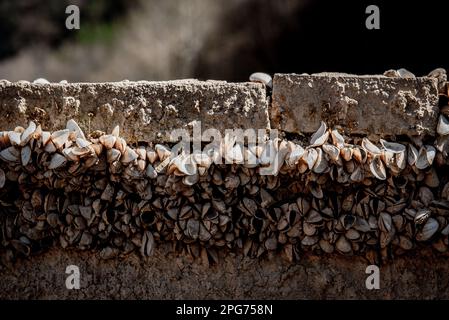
(0, 0, 446, 82)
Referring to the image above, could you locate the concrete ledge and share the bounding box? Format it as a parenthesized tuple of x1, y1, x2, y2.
(271, 73, 439, 136)
(0, 80, 270, 142)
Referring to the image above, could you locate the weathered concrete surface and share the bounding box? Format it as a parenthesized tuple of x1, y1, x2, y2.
(1, 247, 448, 299)
(271, 73, 439, 137)
(0, 80, 269, 142)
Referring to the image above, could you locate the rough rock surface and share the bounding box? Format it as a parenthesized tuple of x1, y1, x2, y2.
(271, 73, 439, 137)
(0, 80, 269, 142)
(1, 247, 448, 299)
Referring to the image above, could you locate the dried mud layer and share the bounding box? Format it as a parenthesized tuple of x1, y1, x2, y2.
(1, 247, 449, 299)
(1, 72, 449, 299)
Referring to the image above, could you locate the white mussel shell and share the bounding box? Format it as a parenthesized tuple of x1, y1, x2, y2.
(369, 156, 386, 180)
(310, 121, 329, 147)
(66, 119, 86, 140)
(331, 129, 345, 148)
(99, 135, 116, 149)
(155, 144, 172, 161)
(8, 131, 21, 146)
(397, 68, 415, 78)
(437, 115, 449, 136)
(76, 138, 91, 148)
(114, 137, 127, 153)
(380, 139, 406, 153)
(136, 146, 146, 160)
(340, 146, 353, 162)
(352, 147, 366, 163)
(121, 146, 138, 163)
(416, 218, 438, 241)
(395, 150, 406, 170)
(21, 145, 31, 166)
(107, 148, 121, 163)
(41, 131, 51, 146)
(350, 166, 364, 182)
(382, 150, 395, 168)
(51, 129, 70, 149)
(70, 146, 91, 157)
(312, 148, 328, 173)
(167, 155, 182, 175)
(362, 138, 381, 155)
(146, 164, 158, 179)
(304, 148, 318, 170)
(44, 141, 57, 153)
(249, 72, 272, 88)
(286, 143, 305, 166)
(146, 148, 158, 164)
(416, 145, 436, 170)
(20, 121, 36, 146)
(33, 78, 50, 84)
(111, 125, 120, 137)
(183, 173, 199, 186)
(425, 145, 436, 164)
(0, 146, 19, 162)
(49, 153, 67, 169)
(435, 136, 449, 154)
(322, 144, 340, 162)
(62, 147, 79, 161)
(378, 212, 392, 232)
(407, 144, 418, 166)
(177, 155, 198, 176)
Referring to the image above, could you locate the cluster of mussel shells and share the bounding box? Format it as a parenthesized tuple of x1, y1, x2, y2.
(1, 112, 449, 266)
